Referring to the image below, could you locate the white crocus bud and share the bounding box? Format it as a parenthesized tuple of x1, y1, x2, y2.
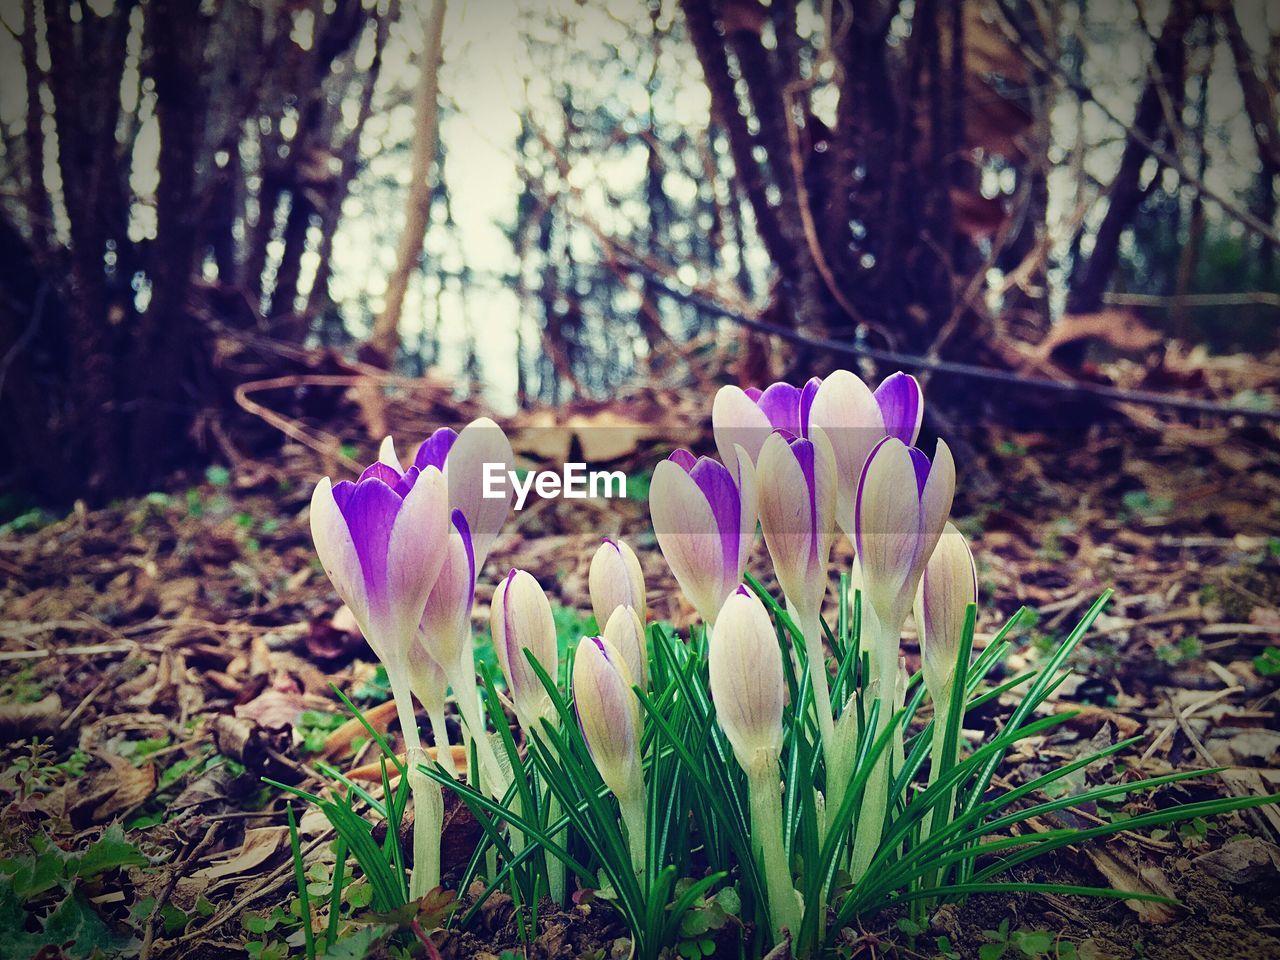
(589, 537, 647, 628)
(491, 569, 560, 732)
(602, 605, 648, 692)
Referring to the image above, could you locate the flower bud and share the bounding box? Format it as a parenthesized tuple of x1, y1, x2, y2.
(650, 446, 757, 624)
(418, 510, 476, 673)
(712, 378, 820, 467)
(854, 437, 955, 630)
(914, 522, 977, 705)
(589, 537, 646, 627)
(573, 636, 642, 800)
(491, 569, 559, 730)
(708, 586, 785, 769)
(602, 604, 648, 692)
(757, 427, 838, 619)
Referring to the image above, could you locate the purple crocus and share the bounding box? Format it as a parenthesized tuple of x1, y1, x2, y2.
(854, 435, 955, 630)
(808, 370, 926, 538)
(310, 459, 449, 671)
(712, 377, 822, 468)
(649, 445, 758, 625)
(379, 416, 515, 573)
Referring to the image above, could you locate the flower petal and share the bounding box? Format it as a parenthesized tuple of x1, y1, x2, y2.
(378, 436, 404, 472)
(874, 372, 924, 445)
(712, 385, 772, 468)
(855, 438, 923, 625)
(310, 477, 370, 633)
(381, 465, 448, 660)
(447, 417, 514, 572)
(650, 459, 730, 623)
(808, 369, 885, 538)
(413, 428, 458, 471)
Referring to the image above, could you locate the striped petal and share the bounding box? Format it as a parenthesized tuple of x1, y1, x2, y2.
(379, 465, 449, 662)
(419, 510, 477, 671)
(855, 438, 924, 627)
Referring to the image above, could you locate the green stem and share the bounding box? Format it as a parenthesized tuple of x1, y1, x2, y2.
(388, 670, 440, 897)
(547, 790, 567, 904)
(427, 705, 457, 780)
(849, 612, 902, 879)
(618, 786, 648, 879)
(795, 606, 840, 812)
(747, 754, 801, 945)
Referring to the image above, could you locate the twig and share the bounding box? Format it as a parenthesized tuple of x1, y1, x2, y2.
(139, 824, 220, 960)
(602, 253, 1280, 423)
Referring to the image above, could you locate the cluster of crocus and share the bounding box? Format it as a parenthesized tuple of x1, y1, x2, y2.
(308, 367, 979, 953)
(659, 369, 968, 921)
(310, 417, 514, 897)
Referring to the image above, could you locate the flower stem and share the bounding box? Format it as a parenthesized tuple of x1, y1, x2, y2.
(796, 607, 841, 812)
(427, 705, 457, 780)
(747, 753, 801, 945)
(849, 611, 901, 879)
(388, 672, 440, 898)
(618, 786, 647, 878)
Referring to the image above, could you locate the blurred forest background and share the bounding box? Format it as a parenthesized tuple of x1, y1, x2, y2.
(2, 0, 1279, 504)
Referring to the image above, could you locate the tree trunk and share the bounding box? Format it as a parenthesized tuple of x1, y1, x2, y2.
(369, 0, 447, 365)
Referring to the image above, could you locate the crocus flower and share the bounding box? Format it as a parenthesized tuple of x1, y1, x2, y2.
(588, 537, 647, 627)
(602, 604, 648, 692)
(756, 428, 838, 620)
(309, 455, 449, 897)
(491, 569, 560, 731)
(849, 436, 954, 880)
(707, 585, 801, 941)
(914, 521, 977, 707)
(708, 586, 785, 770)
(573, 634, 647, 871)
(854, 436, 956, 632)
(712, 378, 821, 467)
(573, 636, 643, 801)
(310, 461, 448, 686)
(649, 447, 757, 625)
(808, 370, 924, 538)
(381, 416, 515, 573)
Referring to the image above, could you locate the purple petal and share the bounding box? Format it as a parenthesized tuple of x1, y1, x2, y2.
(907, 447, 931, 496)
(743, 387, 763, 402)
(668, 448, 697, 472)
(688, 456, 742, 577)
(358, 461, 403, 488)
(339, 478, 403, 598)
(452, 509, 476, 607)
(392, 465, 420, 498)
(875, 373, 923, 444)
(756, 382, 802, 435)
(734, 584, 752, 597)
(331, 479, 356, 513)
(413, 428, 458, 471)
(799, 376, 821, 438)
(790, 437, 820, 556)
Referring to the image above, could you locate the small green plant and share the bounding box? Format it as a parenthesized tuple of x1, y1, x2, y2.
(978, 920, 1072, 959)
(1254, 647, 1280, 677)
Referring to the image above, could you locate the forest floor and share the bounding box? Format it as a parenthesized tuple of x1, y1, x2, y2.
(2, 368, 1279, 959)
